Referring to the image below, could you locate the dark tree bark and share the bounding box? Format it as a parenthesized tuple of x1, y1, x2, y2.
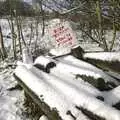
(39, 0, 45, 36)
(0, 25, 7, 60)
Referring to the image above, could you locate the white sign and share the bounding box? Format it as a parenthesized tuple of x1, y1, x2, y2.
(48, 19, 78, 55)
(49, 20, 77, 48)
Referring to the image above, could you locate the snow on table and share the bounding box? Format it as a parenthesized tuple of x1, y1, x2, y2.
(50, 67, 102, 97)
(104, 85, 120, 105)
(14, 51, 120, 120)
(55, 55, 119, 84)
(15, 65, 90, 120)
(15, 63, 120, 120)
(84, 52, 120, 62)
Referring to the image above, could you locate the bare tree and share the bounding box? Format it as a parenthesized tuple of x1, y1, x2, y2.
(0, 25, 7, 60)
(39, 0, 45, 36)
(109, 0, 117, 51)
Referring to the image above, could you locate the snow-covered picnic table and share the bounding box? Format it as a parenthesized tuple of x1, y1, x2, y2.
(14, 49, 120, 120)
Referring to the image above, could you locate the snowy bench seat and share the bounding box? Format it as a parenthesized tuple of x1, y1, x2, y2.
(14, 64, 120, 120)
(84, 52, 120, 73)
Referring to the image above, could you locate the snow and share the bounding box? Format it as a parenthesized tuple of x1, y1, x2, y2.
(2, 49, 120, 120)
(22, 48, 33, 64)
(104, 86, 120, 105)
(15, 65, 78, 120)
(15, 52, 120, 119)
(50, 48, 71, 56)
(80, 43, 104, 52)
(51, 67, 101, 97)
(32, 67, 120, 120)
(106, 71, 120, 81)
(0, 69, 29, 120)
(55, 55, 119, 85)
(34, 55, 54, 67)
(15, 64, 120, 120)
(17, 61, 33, 69)
(84, 52, 120, 62)
(39, 115, 48, 120)
(33, 55, 101, 97)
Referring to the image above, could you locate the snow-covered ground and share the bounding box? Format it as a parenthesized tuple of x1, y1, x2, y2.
(0, 69, 27, 120)
(0, 68, 43, 120)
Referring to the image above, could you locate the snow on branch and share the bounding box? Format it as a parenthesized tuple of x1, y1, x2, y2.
(61, 2, 86, 15)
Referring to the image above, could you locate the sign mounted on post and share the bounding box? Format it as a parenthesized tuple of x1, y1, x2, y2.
(48, 19, 78, 55)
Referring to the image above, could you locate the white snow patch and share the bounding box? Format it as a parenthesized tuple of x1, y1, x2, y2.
(22, 48, 33, 64)
(50, 67, 102, 97)
(56, 55, 118, 84)
(34, 56, 54, 67)
(0, 70, 26, 120)
(104, 86, 120, 105)
(84, 52, 120, 62)
(39, 115, 48, 120)
(50, 48, 71, 56)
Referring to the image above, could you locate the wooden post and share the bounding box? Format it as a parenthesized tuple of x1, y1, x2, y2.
(71, 46, 84, 59)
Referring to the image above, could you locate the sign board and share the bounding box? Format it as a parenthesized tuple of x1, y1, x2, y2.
(48, 19, 78, 55)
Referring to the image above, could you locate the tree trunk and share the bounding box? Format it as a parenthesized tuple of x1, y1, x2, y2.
(19, 18, 26, 47)
(16, 15, 22, 55)
(0, 26, 7, 60)
(40, 0, 45, 36)
(96, 0, 108, 51)
(11, 18, 17, 60)
(110, 0, 116, 51)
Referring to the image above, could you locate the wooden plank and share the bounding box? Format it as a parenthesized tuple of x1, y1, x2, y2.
(14, 65, 120, 120)
(13, 74, 62, 120)
(83, 52, 120, 74)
